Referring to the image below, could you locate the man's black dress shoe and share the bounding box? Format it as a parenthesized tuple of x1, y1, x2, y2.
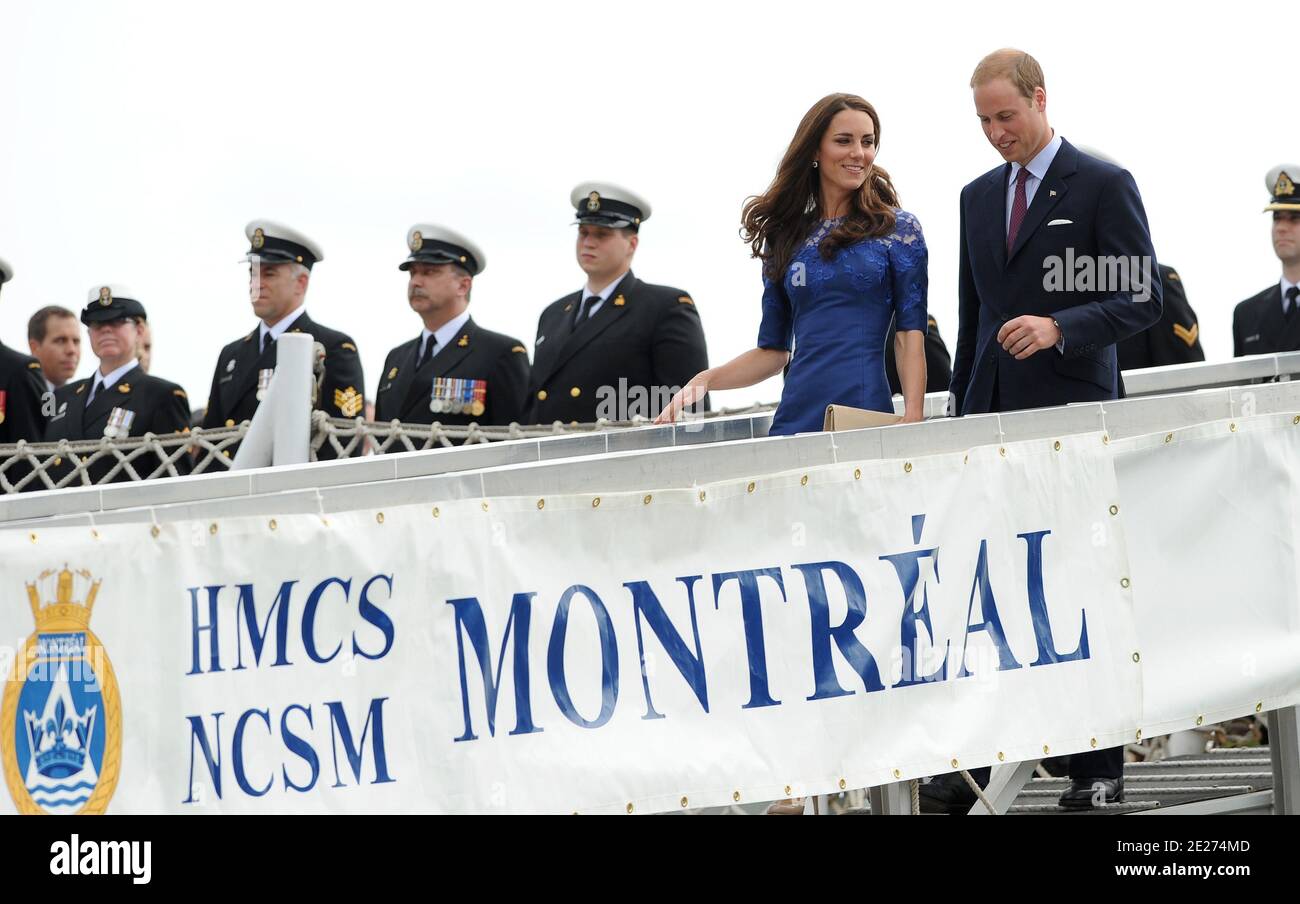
(1058, 776, 1124, 809)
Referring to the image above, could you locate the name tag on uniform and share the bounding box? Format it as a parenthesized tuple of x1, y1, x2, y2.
(103, 406, 135, 439)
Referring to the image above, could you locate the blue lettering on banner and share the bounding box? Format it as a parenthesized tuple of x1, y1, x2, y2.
(447, 517, 1093, 742)
(183, 697, 394, 804)
(181, 574, 399, 805)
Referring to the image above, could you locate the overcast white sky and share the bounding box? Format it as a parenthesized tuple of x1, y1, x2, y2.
(1, 1, 1294, 410)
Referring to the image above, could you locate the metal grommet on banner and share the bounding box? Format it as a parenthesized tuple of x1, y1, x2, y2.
(698, 490, 706, 502)
(733, 791, 741, 802)
(209, 523, 218, 536)
(643, 494, 652, 505)
(998, 447, 1006, 457)
(536, 499, 545, 510)
(784, 785, 792, 796)
(892, 769, 901, 779)
(997, 752, 1005, 762)
(1053, 440, 1061, 452)
(853, 468, 861, 480)
(1090, 737, 1098, 748)
(1132, 652, 1141, 663)
(269, 519, 278, 531)
(91, 529, 100, 541)
(838, 778, 847, 790)
(150, 525, 160, 539)
(747, 482, 756, 494)
(1165, 432, 1174, 443)
(904, 462, 912, 473)
(1120, 577, 1131, 589)
(376, 512, 385, 524)
(1293, 416, 1300, 426)
(28, 532, 37, 544)
(1230, 422, 1237, 432)
(626, 803, 633, 814)
(432, 506, 440, 518)
(1196, 716, 1204, 726)
(1109, 504, 1119, 516)
(1102, 434, 1110, 445)
(1257, 702, 1264, 713)
(800, 475, 808, 486)
(481, 501, 489, 512)
(950, 758, 959, 769)
(591, 497, 600, 508)
(680, 796, 688, 808)
(1042, 744, 1050, 755)
(1136, 729, 1143, 740)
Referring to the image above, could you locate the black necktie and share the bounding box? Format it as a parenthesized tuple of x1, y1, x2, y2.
(262, 331, 275, 354)
(87, 378, 101, 406)
(575, 295, 597, 326)
(1287, 286, 1299, 321)
(418, 335, 436, 370)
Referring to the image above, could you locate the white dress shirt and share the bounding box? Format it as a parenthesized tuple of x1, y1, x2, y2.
(1006, 131, 1064, 234)
(419, 309, 472, 362)
(89, 359, 138, 401)
(578, 271, 630, 320)
(257, 304, 309, 349)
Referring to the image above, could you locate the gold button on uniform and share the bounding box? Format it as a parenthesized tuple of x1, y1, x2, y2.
(537, 390, 548, 401)
(225, 419, 235, 427)
(569, 387, 581, 398)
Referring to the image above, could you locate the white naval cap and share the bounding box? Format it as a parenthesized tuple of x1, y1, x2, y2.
(82, 284, 147, 324)
(1265, 164, 1300, 212)
(400, 224, 487, 276)
(571, 181, 652, 229)
(245, 219, 325, 268)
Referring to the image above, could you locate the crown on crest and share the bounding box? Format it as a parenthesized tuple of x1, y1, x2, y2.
(26, 565, 101, 631)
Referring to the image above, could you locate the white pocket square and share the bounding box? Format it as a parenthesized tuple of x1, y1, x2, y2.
(1047, 218, 1073, 226)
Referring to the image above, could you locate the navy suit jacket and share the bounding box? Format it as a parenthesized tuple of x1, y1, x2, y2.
(951, 139, 1162, 415)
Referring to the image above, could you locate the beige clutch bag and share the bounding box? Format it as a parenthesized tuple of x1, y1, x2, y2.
(823, 404, 903, 431)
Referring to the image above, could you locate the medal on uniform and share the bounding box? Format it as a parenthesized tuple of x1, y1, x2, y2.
(430, 377, 445, 414)
(459, 378, 473, 415)
(256, 367, 274, 401)
(470, 379, 486, 418)
(103, 406, 135, 439)
(450, 378, 464, 415)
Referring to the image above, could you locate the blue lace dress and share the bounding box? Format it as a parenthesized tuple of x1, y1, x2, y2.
(758, 209, 929, 436)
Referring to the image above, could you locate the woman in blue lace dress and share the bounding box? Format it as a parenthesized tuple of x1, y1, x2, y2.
(658, 93, 928, 434)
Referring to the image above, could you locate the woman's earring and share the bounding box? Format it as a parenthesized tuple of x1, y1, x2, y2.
(812, 161, 819, 168)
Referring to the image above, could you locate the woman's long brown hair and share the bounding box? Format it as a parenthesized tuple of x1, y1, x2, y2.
(742, 93, 899, 281)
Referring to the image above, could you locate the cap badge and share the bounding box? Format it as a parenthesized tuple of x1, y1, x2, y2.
(98, 286, 112, 307)
(410, 230, 423, 251)
(1276, 171, 1296, 198)
(251, 227, 265, 250)
(586, 191, 601, 212)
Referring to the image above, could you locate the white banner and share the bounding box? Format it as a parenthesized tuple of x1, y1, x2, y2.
(3, 414, 1299, 814)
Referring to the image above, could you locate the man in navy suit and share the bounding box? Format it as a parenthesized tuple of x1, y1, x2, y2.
(950, 50, 1161, 417)
(925, 49, 1162, 814)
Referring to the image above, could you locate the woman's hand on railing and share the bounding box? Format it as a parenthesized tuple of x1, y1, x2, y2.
(655, 373, 711, 424)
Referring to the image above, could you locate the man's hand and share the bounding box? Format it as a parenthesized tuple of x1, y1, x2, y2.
(997, 315, 1061, 360)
